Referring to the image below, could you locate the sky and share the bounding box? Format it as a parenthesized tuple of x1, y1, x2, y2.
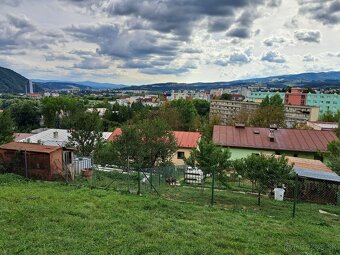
(0, 0, 339, 85)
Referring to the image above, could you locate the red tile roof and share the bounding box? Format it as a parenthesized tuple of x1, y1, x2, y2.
(173, 131, 201, 148)
(108, 128, 200, 148)
(213, 125, 338, 152)
(107, 128, 123, 141)
(0, 142, 62, 154)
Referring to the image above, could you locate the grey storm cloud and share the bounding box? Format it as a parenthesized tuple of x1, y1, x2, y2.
(213, 52, 251, 66)
(267, 0, 282, 7)
(73, 57, 110, 70)
(298, 0, 340, 25)
(263, 36, 286, 47)
(261, 51, 286, 63)
(0, 14, 65, 51)
(63, 0, 273, 39)
(226, 27, 252, 38)
(295, 30, 321, 43)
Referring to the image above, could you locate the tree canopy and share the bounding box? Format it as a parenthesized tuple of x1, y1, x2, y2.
(67, 111, 103, 157)
(10, 100, 41, 132)
(0, 110, 14, 145)
(326, 141, 340, 175)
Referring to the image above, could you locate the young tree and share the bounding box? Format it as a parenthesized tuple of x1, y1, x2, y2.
(0, 110, 14, 144)
(242, 154, 293, 206)
(326, 141, 340, 175)
(67, 111, 103, 157)
(185, 138, 231, 179)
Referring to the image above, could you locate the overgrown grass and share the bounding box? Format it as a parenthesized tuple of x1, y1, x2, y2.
(0, 175, 339, 255)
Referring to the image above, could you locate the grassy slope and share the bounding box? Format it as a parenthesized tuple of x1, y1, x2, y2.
(0, 182, 339, 255)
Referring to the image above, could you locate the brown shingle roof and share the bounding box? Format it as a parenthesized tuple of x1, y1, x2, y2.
(213, 125, 338, 152)
(0, 142, 62, 154)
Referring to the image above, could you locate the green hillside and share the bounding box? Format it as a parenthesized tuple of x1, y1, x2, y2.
(0, 66, 29, 93)
(0, 175, 339, 255)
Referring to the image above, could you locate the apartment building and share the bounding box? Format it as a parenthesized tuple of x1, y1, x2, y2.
(210, 100, 319, 127)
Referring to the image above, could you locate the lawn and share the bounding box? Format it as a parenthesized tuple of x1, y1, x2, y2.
(0, 175, 339, 255)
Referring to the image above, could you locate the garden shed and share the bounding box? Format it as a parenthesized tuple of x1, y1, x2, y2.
(0, 142, 70, 180)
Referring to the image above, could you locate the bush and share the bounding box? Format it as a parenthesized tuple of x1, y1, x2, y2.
(0, 173, 27, 184)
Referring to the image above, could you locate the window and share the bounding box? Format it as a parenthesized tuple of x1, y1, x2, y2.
(177, 151, 185, 159)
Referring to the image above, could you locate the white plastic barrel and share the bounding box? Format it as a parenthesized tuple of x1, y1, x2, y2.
(274, 188, 285, 201)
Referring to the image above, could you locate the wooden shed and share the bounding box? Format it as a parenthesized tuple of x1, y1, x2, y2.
(0, 142, 67, 180)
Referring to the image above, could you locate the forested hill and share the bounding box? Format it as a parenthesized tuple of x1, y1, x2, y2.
(0, 66, 30, 93)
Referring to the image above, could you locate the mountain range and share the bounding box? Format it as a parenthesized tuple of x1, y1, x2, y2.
(0, 66, 340, 93)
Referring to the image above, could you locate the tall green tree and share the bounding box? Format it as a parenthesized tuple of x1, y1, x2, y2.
(0, 110, 14, 144)
(10, 100, 41, 132)
(113, 118, 178, 169)
(67, 111, 103, 157)
(192, 99, 210, 117)
(167, 99, 199, 131)
(251, 94, 285, 128)
(326, 141, 340, 175)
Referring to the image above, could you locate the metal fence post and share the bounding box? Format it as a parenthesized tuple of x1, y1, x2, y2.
(138, 168, 141, 195)
(211, 168, 215, 206)
(292, 174, 299, 218)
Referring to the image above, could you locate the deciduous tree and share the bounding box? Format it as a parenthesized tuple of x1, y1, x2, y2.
(0, 110, 14, 144)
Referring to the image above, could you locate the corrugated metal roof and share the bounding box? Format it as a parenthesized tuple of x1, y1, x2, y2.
(295, 168, 340, 184)
(18, 129, 112, 146)
(213, 125, 338, 152)
(14, 133, 32, 142)
(0, 142, 62, 154)
(108, 128, 201, 148)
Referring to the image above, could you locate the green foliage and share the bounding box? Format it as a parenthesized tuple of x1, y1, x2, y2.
(93, 142, 120, 166)
(0, 173, 27, 184)
(67, 111, 103, 157)
(114, 118, 177, 169)
(165, 99, 200, 131)
(9, 100, 41, 132)
(41, 96, 85, 128)
(251, 94, 285, 128)
(0, 110, 14, 145)
(192, 99, 210, 117)
(186, 138, 231, 177)
(326, 141, 340, 175)
(237, 154, 293, 205)
(320, 110, 340, 122)
(220, 93, 232, 100)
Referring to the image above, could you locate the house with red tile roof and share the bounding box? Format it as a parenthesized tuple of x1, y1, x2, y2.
(213, 125, 338, 160)
(108, 128, 201, 165)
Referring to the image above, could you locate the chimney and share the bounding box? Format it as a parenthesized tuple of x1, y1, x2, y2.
(235, 123, 245, 128)
(53, 131, 58, 139)
(268, 129, 275, 142)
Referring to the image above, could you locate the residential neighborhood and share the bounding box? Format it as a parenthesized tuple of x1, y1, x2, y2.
(1, 1, 340, 254)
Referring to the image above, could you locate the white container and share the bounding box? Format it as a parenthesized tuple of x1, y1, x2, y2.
(274, 188, 285, 201)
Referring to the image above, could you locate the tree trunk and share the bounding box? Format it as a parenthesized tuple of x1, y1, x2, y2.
(258, 191, 261, 206)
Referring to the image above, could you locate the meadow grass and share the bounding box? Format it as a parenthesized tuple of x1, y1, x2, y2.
(0, 177, 339, 255)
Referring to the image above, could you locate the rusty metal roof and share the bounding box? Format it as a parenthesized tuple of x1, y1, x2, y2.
(213, 125, 338, 152)
(0, 142, 62, 154)
(273, 155, 332, 173)
(108, 128, 200, 148)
